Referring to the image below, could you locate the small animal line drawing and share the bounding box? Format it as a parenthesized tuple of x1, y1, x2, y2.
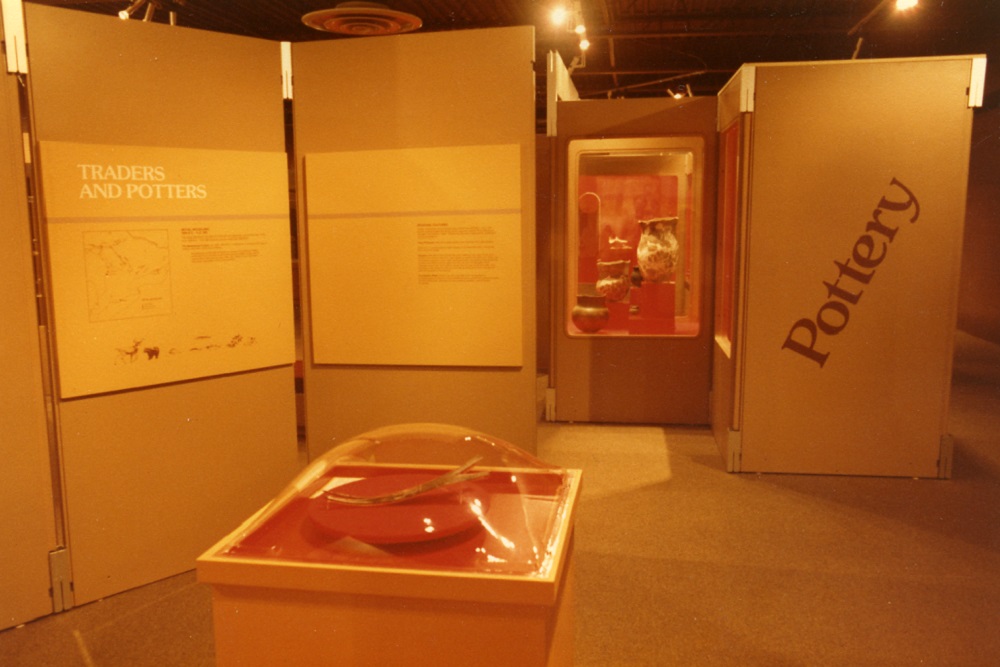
(116, 339, 143, 364)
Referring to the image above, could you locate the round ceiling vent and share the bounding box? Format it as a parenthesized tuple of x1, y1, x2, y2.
(302, 2, 423, 36)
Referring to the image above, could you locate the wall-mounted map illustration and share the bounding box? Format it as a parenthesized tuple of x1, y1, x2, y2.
(40, 141, 295, 398)
(83, 229, 172, 321)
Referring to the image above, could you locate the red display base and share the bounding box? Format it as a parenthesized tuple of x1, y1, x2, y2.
(222, 464, 568, 576)
(629, 282, 676, 334)
(607, 301, 630, 329)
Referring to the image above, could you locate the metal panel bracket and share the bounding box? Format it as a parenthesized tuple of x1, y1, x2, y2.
(938, 433, 954, 479)
(49, 547, 75, 613)
(727, 428, 742, 472)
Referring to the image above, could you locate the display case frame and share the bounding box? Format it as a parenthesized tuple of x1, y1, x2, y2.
(565, 136, 705, 338)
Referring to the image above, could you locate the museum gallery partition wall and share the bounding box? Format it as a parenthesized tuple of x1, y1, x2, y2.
(551, 96, 718, 425)
(20, 4, 301, 607)
(712, 56, 986, 477)
(292, 27, 538, 457)
(0, 6, 59, 629)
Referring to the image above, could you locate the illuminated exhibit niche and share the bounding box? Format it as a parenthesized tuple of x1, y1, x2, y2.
(566, 137, 704, 337)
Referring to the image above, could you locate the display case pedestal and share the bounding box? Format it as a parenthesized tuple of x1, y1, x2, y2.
(197, 426, 582, 666)
(200, 548, 575, 667)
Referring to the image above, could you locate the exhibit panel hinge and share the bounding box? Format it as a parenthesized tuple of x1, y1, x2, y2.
(49, 547, 75, 613)
(726, 428, 742, 472)
(1, 0, 28, 74)
(280, 41, 293, 100)
(968, 56, 986, 108)
(937, 434, 954, 480)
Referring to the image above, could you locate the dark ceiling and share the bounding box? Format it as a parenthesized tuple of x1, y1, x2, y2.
(28, 0, 1000, 114)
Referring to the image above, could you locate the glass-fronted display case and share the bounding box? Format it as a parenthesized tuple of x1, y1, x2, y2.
(203, 423, 579, 578)
(566, 137, 705, 337)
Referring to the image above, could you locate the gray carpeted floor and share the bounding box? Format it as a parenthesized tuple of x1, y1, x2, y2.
(2, 331, 998, 666)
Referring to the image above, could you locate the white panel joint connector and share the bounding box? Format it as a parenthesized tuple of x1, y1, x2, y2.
(740, 66, 756, 113)
(281, 41, 293, 100)
(1, 0, 29, 74)
(968, 56, 986, 108)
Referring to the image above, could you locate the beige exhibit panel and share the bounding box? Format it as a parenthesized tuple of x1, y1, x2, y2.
(291, 27, 537, 453)
(24, 3, 301, 607)
(306, 144, 522, 367)
(712, 56, 985, 476)
(39, 141, 295, 398)
(198, 425, 581, 666)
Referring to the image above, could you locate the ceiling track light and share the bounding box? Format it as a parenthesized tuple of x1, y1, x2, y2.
(118, 0, 145, 20)
(848, 0, 918, 59)
(667, 84, 693, 99)
(592, 70, 706, 100)
(552, 2, 589, 62)
(119, 0, 183, 24)
(848, 0, 919, 37)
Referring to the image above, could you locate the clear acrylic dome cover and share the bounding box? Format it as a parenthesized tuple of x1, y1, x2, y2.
(222, 423, 577, 579)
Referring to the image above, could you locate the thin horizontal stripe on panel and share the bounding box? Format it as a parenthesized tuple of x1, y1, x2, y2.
(310, 208, 521, 220)
(45, 213, 289, 224)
